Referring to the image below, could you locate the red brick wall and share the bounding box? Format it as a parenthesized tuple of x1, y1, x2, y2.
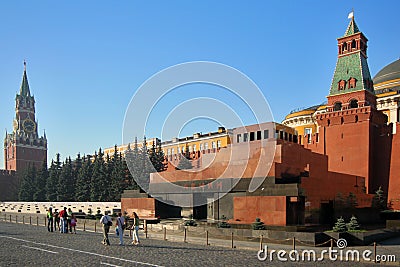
(388, 123, 400, 210)
(121, 198, 156, 218)
(233, 196, 286, 225)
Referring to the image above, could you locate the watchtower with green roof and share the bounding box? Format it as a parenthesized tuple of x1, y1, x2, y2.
(327, 15, 376, 111)
(313, 13, 391, 195)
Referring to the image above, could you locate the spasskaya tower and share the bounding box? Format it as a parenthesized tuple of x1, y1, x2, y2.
(4, 62, 47, 172)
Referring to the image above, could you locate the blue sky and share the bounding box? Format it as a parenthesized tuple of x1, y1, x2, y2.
(0, 1, 399, 167)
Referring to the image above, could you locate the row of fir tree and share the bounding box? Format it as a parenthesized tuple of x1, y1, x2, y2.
(18, 137, 166, 202)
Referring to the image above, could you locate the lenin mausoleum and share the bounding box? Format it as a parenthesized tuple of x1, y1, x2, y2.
(121, 15, 400, 226)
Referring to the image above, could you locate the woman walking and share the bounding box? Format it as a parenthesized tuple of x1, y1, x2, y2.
(131, 212, 140, 245)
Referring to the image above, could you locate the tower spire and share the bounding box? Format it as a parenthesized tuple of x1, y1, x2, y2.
(19, 60, 31, 97)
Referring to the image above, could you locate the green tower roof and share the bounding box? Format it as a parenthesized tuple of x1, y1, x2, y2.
(329, 17, 373, 96)
(19, 61, 31, 97)
(344, 18, 360, 37)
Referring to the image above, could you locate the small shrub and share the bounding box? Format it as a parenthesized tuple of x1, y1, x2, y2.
(332, 217, 347, 233)
(217, 215, 231, 228)
(346, 215, 361, 231)
(252, 218, 265, 230)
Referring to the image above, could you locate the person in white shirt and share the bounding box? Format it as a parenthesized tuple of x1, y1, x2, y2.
(100, 211, 112, 246)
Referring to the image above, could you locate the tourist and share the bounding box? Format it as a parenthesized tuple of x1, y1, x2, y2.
(70, 214, 77, 234)
(46, 208, 53, 232)
(67, 208, 73, 233)
(116, 212, 125, 245)
(59, 207, 68, 233)
(132, 212, 140, 245)
(100, 211, 112, 246)
(53, 209, 60, 232)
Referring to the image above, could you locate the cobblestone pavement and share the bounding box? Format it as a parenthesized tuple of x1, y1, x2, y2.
(0, 221, 398, 266)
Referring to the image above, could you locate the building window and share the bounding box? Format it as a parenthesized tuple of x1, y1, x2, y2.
(217, 140, 221, 148)
(205, 143, 209, 150)
(188, 146, 192, 152)
(250, 132, 255, 141)
(338, 80, 346, 90)
(305, 128, 312, 143)
(263, 130, 269, 139)
(200, 143, 203, 151)
(243, 133, 248, 142)
(349, 99, 358, 108)
(237, 134, 242, 143)
(333, 102, 342, 111)
(167, 149, 171, 155)
(351, 39, 356, 49)
(212, 141, 216, 149)
(178, 147, 181, 154)
(172, 148, 175, 155)
(348, 77, 357, 89)
(256, 131, 262, 140)
(193, 144, 197, 151)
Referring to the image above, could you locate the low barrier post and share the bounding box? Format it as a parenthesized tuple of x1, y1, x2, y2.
(30, 216, 32, 225)
(23, 216, 25, 224)
(260, 235, 263, 251)
(16, 215, 18, 224)
(206, 230, 209, 246)
(231, 232, 234, 249)
(94, 222, 97, 233)
(374, 242, 377, 262)
(184, 228, 187, 243)
(36, 216, 39, 226)
(293, 237, 296, 250)
(163, 227, 167, 240)
(9, 214, 11, 222)
(330, 239, 333, 250)
(144, 220, 148, 239)
(44, 217, 46, 226)
(83, 220, 86, 231)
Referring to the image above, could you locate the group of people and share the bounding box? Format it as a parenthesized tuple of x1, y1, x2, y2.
(46, 207, 77, 234)
(100, 211, 140, 246)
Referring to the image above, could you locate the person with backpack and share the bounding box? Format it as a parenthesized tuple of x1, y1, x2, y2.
(100, 211, 112, 246)
(47, 208, 53, 232)
(115, 212, 126, 246)
(53, 209, 60, 232)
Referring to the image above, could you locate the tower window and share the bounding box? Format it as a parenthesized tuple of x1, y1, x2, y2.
(342, 42, 347, 52)
(348, 77, 357, 89)
(338, 80, 346, 90)
(333, 102, 342, 111)
(349, 99, 358, 109)
(351, 39, 356, 49)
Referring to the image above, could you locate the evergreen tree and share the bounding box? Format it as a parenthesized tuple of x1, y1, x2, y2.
(346, 192, 358, 209)
(46, 154, 62, 201)
(125, 139, 141, 189)
(110, 146, 126, 201)
(75, 155, 92, 201)
(73, 153, 83, 191)
(176, 146, 193, 170)
(139, 136, 153, 192)
(372, 186, 387, 211)
(57, 157, 74, 201)
(346, 215, 361, 231)
(332, 217, 347, 233)
(149, 141, 166, 172)
(18, 164, 36, 201)
(33, 160, 48, 201)
(91, 148, 108, 201)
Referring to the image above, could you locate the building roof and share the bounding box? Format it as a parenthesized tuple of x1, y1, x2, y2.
(19, 61, 31, 97)
(344, 18, 360, 37)
(373, 59, 400, 85)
